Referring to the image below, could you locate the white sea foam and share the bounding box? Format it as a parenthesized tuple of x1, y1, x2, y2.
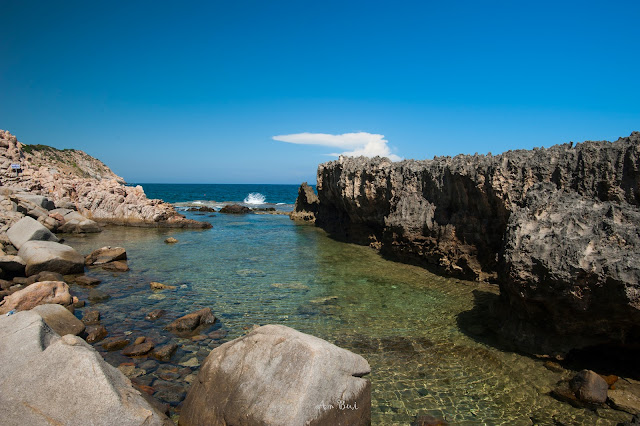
(244, 193, 266, 204)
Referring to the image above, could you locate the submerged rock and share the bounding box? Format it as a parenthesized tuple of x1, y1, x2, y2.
(164, 237, 178, 244)
(123, 341, 155, 357)
(0, 310, 170, 425)
(153, 343, 178, 362)
(219, 204, 250, 214)
(74, 274, 102, 286)
(150, 281, 176, 290)
(166, 308, 216, 333)
(179, 324, 371, 426)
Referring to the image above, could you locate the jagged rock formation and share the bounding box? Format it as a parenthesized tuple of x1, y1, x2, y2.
(0, 130, 210, 229)
(290, 182, 319, 222)
(311, 132, 640, 355)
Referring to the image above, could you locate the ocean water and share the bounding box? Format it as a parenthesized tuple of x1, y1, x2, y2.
(136, 183, 303, 210)
(62, 184, 631, 425)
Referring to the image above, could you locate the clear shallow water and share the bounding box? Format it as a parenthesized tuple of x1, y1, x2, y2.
(62, 192, 631, 425)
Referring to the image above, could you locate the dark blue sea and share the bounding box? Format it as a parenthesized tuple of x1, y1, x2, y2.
(134, 183, 306, 209)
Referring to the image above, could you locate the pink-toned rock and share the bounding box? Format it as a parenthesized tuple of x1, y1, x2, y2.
(0, 281, 72, 314)
(85, 246, 127, 265)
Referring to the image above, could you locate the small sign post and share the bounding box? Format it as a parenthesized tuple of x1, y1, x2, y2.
(10, 164, 21, 177)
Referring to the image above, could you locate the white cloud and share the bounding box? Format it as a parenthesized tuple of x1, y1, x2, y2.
(272, 132, 402, 161)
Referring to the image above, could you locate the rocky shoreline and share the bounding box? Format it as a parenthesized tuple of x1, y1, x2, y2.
(0, 130, 372, 425)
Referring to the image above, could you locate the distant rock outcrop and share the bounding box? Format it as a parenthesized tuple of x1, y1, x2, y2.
(290, 182, 319, 222)
(0, 129, 210, 229)
(308, 132, 640, 356)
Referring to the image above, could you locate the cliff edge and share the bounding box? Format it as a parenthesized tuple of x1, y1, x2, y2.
(309, 132, 640, 356)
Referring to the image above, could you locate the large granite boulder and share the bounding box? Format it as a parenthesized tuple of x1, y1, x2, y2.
(18, 240, 85, 276)
(0, 310, 171, 425)
(32, 303, 85, 336)
(179, 324, 371, 426)
(7, 216, 59, 249)
(0, 281, 72, 314)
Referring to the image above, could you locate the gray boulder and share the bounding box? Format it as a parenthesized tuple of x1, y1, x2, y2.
(18, 240, 85, 276)
(180, 324, 371, 426)
(13, 192, 55, 210)
(7, 216, 59, 249)
(0, 310, 171, 425)
(31, 303, 85, 336)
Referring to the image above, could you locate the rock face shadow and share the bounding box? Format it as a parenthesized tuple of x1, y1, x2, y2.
(456, 290, 520, 353)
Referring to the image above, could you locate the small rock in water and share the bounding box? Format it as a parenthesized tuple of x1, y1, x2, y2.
(412, 414, 449, 425)
(145, 309, 166, 321)
(85, 246, 127, 265)
(74, 275, 101, 286)
(150, 281, 176, 290)
(138, 359, 158, 371)
(123, 341, 155, 357)
(153, 343, 178, 362)
(166, 308, 216, 333)
(85, 325, 108, 343)
(219, 204, 250, 214)
(208, 329, 228, 340)
(148, 293, 166, 300)
(102, 338, 131, 351)
(235, 268, 265, 277)
(271, 282, 309, 290)
(88, 288, 110, 303)
(101, 260, 129, 272)
(309, 296, 338, 305)
(570, 369, 608, 405)
(164, 237, 178, 244)
(134, 336, 146, 345)
(118, 364, 146, 378)
(180, 357, 200, 367)
(544, 360, 565, 373)
(82, 310, 101, 325)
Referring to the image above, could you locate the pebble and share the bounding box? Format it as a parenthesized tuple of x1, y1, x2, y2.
(179, 357, 200, 367)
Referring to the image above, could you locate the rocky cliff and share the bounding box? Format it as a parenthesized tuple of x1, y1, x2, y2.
(311, 132, 640, 356)
(0, 130, 210, 229)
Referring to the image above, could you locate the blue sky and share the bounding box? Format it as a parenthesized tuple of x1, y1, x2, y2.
(1, 1, 638, 184)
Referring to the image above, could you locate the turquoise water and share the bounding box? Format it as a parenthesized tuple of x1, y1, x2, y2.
(61, 185, 631, 425)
